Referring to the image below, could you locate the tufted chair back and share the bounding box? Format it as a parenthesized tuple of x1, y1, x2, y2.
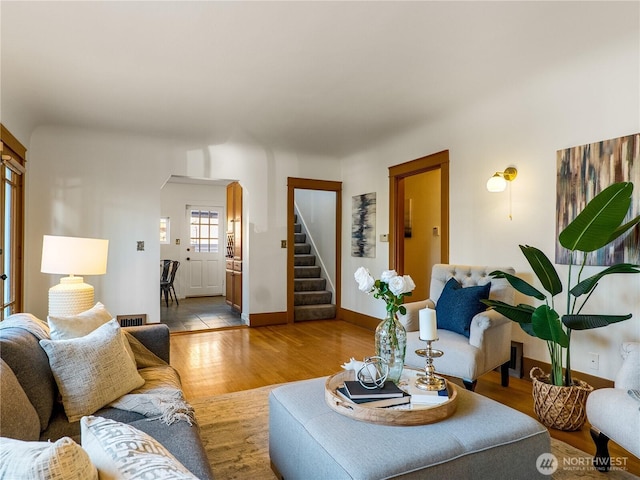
(429, 264, 515, 305)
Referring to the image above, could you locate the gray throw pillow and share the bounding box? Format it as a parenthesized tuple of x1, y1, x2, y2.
(0, 359, 40, 441)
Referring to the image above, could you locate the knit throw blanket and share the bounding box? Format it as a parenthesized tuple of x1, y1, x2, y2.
(0, 313, 50, 340)
(109, 331, 196, 426)
(1, 315, 194, 426)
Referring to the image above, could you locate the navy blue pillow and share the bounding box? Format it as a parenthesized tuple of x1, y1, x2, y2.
(435, 278, 491, 338)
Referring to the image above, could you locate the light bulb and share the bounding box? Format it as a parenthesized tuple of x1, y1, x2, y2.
(486, 174, 507, 192)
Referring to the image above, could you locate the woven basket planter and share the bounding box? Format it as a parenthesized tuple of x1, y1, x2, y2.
(530, 367, 594, 431)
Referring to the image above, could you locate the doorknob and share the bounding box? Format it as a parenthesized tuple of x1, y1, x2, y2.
(0, 274, 7, 280)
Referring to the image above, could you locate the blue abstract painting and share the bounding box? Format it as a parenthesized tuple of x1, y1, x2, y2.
(352, 192, 376, 258)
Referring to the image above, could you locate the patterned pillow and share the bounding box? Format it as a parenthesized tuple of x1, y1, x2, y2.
(48, 302, 113, 340)
(39, 319, 145, 422)
(81, 416, 198, 479)
(0, 436, 97, 480)
(435, 277, 491, 338)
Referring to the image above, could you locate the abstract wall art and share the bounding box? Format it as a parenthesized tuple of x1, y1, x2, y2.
(351, 192, 376, 258)
(556, 133, 640, 265)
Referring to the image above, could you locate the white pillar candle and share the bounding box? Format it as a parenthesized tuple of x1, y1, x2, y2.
(419, 308, 438, 341)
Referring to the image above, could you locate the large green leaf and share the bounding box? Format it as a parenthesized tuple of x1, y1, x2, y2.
(519, 245, 563, 296)
(605, 216, 640, 245)
(562, 313, 633, 330)
(488, 270, 546, 301)
(481, 299, 535, 324)
(532, 305, 569, 347)
(519, 322, 537, 337)
(559, 182, 636, 253)
(570, 263, 640, 297)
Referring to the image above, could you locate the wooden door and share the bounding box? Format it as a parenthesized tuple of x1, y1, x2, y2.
(225, 182, 242, 312)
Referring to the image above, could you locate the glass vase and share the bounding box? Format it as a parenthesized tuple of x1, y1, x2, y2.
(374, 312, 407, 383)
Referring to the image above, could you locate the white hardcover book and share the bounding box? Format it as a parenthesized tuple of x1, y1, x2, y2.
(400, 373, 449, 405)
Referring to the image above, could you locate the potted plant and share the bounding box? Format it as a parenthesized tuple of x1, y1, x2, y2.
(482, 182, 640, 430)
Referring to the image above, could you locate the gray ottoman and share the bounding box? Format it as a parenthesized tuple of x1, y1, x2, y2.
(269, 377, 550, 479)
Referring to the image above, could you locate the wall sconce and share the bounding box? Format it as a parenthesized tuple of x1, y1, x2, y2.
(486, 167, 518, 192)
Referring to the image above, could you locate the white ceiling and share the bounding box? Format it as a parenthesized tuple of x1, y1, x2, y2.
(1, 1, 637, 156)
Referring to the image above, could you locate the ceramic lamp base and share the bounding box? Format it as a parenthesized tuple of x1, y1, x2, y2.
(48, 276, 94, 317)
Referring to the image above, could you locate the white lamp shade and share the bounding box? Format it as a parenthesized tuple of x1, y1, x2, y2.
(486, 174, 507, 192)
(41, 235, 109, 275)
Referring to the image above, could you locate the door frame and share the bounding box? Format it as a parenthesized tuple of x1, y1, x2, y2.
(389, 150, 449, 273)
(287, 177, 342, 324)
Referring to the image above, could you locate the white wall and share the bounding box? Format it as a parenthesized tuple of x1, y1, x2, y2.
(25, 127, 182, 322)
(340, 30, 640, 380)
(295, 189, 337, 295)
(24, 127, 342, 324)
(160, 181, 228, 299)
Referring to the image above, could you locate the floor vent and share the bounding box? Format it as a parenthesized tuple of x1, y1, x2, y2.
(117, 314, 147, 327)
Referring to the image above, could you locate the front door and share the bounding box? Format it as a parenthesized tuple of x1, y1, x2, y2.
(184, 206, 224, 297)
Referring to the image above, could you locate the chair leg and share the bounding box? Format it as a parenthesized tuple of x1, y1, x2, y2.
(463, 380, 477, 391)
(590, 428, 611, 472)
(163, 288, 169, 307)
(500, 361, 510, 387)
(171, 286, 179, 306)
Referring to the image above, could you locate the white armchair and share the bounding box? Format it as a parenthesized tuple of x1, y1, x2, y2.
(398, 264, 515, 391)
(586, 342, 640, 471)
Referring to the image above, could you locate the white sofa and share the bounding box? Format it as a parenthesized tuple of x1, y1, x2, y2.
(399, 264, 515, 391)
(586, 342, 640, 472)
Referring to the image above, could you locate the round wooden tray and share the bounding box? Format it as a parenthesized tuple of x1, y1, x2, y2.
(324, 369, 458, 426)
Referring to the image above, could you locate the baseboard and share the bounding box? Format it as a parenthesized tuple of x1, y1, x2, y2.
(522, 357, 613, 389)
(249, 312, 288, 327)
(338, 308, 378, 330)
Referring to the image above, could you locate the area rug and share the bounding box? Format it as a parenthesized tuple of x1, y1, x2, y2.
(191, 384, 638, 480)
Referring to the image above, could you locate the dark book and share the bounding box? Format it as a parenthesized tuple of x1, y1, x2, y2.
(336, 386, 411, 408)
(343, 380, 405, 399)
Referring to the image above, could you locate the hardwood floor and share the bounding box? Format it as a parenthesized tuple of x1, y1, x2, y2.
(170, 320, 639, 476)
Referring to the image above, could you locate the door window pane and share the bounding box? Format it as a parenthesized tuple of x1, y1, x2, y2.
(189, 209, 219, 253)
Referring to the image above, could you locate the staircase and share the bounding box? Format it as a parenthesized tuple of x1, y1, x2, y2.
(294, 216, 336, 321)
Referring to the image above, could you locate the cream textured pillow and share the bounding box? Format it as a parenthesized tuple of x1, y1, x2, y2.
(39, 319, 145, 422)
(0, 436, 97, 480)
(48, 302, 113, 340)
(81, 416, 198, 479)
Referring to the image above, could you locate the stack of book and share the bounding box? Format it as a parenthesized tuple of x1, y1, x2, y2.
(336, 380, 411, 408)
(403, 381, 449, 405)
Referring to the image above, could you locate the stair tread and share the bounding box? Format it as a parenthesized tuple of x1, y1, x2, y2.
(294, 304, 337, 321)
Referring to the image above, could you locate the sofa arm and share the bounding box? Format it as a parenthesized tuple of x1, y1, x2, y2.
(123, 324, 170, 364)
(397, 299, 435, 332)
(615, 342, 640, 391)
(469, 309, 511, 349)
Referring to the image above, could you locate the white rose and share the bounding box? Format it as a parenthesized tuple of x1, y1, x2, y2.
(403, 275, 416, 293)
(354, 267, 375, 293)
(388, 275, 416, 296)
(388, 275, 407, 296)
(380, 270, 397, 283)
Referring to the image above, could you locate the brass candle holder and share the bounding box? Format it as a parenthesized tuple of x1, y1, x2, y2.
(415, 339, 446, 391)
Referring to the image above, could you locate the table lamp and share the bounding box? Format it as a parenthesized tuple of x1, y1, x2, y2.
(41, 235, 109, 316)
